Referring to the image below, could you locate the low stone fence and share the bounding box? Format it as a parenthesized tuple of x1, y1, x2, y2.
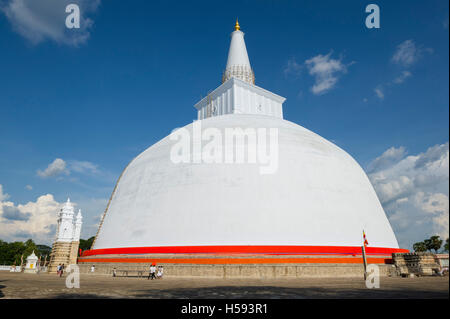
(435, 254, 449, 268)
(0, 265, 21, 272)
(77, 263, 396, 278)
(392, 252, 441, 276)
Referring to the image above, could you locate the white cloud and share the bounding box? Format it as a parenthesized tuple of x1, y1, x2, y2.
(37, 158, 69, 178)
(305, 52, 351, 95)
(374, 40, 433, 100)
(414, 143, 449, 169)
(373, 40, 432, 101)
(283, 57, 302, 77)
(69, 160, 99, 175)
(374, 87, 384, 100)
(0, 0, 100, 46)
(2, 205, 31, 221)
(374, 70, 411, 100)
(391, 39, 432, 67)
(0, 192, 61, 244)
(25, 185, 32, 190)
(36, 158, 102, 179)
(392, 70, 412, 84)
(368, 142, 449, 249)
(0, 184, 10, 201)
(391, 40, 419, 67)
(368, 146, 407, 173)
(0, 184, 108, 244)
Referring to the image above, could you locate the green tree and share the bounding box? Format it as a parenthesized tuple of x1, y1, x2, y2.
(413, 241, 427, 252)
(0, 239, 51, 265)
(23, 239, 37, 258)
(10, 241, 26, 265)
(0, 240, 10, 264)
(424, 235, 442, 253)
(0, 241, 25, 265)
(36, 245, 51, 256)
(79, 236, 95, 252)
(444, 238, 449, 252)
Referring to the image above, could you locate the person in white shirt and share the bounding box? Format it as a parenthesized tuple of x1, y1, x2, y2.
(90, 265, 95, 273)
(148, 264, 156, 280)
(157, 266, 163, 279)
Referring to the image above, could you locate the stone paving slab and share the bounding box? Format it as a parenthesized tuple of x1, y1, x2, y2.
(0, 272, 448, 299)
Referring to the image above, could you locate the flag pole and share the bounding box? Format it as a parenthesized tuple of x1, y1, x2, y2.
(362, 244, 368, 280)
(362, 230, 368, 280)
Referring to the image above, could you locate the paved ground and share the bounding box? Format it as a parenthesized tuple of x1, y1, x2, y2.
(0, 272, 448, 299)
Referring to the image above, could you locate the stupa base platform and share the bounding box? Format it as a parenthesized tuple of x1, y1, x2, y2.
(77, 258, 397, 278)
(77, 248, 407, 278)
(47, 241, 80, 273)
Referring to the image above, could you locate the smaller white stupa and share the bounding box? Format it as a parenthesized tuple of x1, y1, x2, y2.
(49, 198, 83, 244)
(48, 198, 83, 273)
(24, 251, 39, 273)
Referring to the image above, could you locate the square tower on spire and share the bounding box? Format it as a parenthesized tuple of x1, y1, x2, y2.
(195, 21, 286, 120)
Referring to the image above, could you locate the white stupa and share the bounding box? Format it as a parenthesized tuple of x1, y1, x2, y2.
(88, 21, 404, 259)
(47, 199, 83, 273)
(24, 251, 38, 273)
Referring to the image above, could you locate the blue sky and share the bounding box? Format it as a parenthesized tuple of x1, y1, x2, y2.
(0, 0, 448, 249)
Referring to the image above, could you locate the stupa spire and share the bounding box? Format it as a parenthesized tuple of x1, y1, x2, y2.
(234, 18, 240, 31)
(222, 19, 255, 84)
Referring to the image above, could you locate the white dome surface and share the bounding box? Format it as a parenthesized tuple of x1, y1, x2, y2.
(93, 114, 399, 250)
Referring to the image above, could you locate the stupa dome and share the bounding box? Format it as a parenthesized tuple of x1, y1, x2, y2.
(85, 21, 404, 260)
(92, 114, 399, 252)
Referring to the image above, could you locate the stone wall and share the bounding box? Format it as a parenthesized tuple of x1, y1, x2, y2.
(77, 263, 395, 278)
(69, 241, 79, 265)
(48, 241, 80, 273)
(48, 242, 71, 273)
(392, 252, 440, 276)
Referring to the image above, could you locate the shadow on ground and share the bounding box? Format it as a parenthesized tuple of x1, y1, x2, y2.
(49, 286, 449, 299)
(50, 293, 115, 299)
(0, 280, 5, 298)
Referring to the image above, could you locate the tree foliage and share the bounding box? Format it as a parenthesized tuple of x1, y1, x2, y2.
(424, 235, 443, 253)
(413, 235, 444, 253)
(0, 239, 51, 265)
(413, 241, 427, 252)
(79, 236, 95, 252)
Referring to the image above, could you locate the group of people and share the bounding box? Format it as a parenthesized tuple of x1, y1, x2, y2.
(148, 264, 163, 280)
(56, 264, 65, 277)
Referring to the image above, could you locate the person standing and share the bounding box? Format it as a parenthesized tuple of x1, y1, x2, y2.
(157, 266, 164, 279)
(148, 264, 156, 280)
(147, 264, 152, 280)
(156, 266, 161, 279)
(91, 265, 95, 273)
(60, 264, 65, 277)
(57, 264, 61, 276)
